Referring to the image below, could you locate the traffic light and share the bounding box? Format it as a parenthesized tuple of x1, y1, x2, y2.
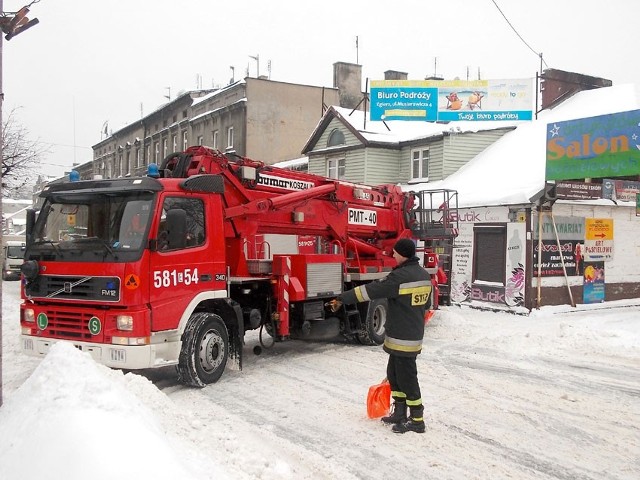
(0, 6, 39, 41)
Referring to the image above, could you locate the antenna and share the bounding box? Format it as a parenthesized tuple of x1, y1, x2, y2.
(356, 36, 359, 64)
(249, 54, 260, 77)
(164, 86, 171, 100)
(230, 66, 235, 84)
(267, 60, 272, 79)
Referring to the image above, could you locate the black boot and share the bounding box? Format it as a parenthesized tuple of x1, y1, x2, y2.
(381, 401, 407, 425)
(392, 405, 425, 434)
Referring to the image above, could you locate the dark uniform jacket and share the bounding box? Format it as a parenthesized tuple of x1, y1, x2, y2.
(338, 256, 432, 357)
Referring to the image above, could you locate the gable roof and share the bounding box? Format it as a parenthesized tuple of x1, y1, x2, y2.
(406, 83, 640, 208)
(302, 105, 522, 154)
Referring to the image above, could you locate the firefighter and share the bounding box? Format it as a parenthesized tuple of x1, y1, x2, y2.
(331, 238, 431, 434)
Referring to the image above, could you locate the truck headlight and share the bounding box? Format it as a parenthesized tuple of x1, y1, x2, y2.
(24, 308, 35, 323)
(116, 315, 134, 331)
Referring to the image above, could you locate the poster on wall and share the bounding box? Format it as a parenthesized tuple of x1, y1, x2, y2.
(583, 262, 605, 303)
(450, 222, 473, 302)
(532, 215, 585, 277)
(533, 240, 584, 277)
(505, 223, 526, 307)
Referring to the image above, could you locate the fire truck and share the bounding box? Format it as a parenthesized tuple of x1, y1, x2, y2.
(20, 146, 457, 386)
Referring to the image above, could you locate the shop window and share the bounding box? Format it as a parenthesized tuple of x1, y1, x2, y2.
(473, 226, 506, 284)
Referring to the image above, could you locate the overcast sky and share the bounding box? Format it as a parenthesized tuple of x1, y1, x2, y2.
(3, 0, 638, 178)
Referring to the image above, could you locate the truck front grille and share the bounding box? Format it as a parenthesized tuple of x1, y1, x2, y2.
(39, 308, 100, 341)
(25, 275, 121, 302)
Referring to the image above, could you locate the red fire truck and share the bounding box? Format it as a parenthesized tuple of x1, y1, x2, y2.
(20, 146, 456, 386)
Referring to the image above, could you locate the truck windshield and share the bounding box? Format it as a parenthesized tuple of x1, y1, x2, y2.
(6, 245, 25, 259)
(31, 192, 155, 257)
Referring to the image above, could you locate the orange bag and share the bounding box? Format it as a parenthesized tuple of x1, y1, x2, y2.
(366, 379, 391, 419)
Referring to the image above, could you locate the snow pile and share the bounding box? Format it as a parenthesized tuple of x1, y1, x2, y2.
(0, 342, 228, 480)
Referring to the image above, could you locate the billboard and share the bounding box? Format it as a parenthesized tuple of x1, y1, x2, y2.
(545, 109, 640, 180)
(369, 79, 533, 122)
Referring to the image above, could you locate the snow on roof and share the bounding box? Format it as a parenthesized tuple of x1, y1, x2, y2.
(332, 106, 523, 144)
(272, 156, 308, 169)
(191, 80, 246, 107)
(406, 83, 640, 208)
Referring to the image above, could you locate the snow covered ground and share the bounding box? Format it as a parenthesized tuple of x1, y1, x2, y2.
(1, 279, 639, 480)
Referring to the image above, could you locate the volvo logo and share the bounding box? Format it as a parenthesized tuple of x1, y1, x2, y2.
(64, 282, 72, 293)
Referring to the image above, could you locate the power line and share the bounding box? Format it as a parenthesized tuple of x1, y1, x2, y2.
(33, 139, 92, 150)
(490, 0, 549, 68)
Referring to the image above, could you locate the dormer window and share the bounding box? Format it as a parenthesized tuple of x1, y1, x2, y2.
(327, 129, 345, 147)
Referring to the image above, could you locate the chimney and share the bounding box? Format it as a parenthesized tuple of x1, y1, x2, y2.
(541, 68, 612, 110)
(333, 61, 363, 110)
(384, 70, 408, 81)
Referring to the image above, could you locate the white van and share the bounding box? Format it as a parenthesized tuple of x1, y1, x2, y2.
(2, 239, 26, 280)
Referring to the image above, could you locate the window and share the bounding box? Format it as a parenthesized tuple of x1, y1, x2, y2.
(125, 151, 131, 176)
(154, 142, 160, 163)
(197, 135, 204, 145)
(473, 226, 506, 284)
(212, 130, 219, 149)
(146, 146, 151, 166)
(411, 148, 429, 180)
(182, 131, 188, 150)
(172, 135, 177, 153)
(157, 197, 206, 251)
(163, 139, 168, 158)
(327, 129, 345, 147)
(327, 157, 345, 179)
(136, 148, 141, 168)
(227, 127, 234, 149)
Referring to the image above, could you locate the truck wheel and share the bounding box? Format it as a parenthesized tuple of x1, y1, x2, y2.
(357, 298, 387, 346)
(178, 312, 229, 387)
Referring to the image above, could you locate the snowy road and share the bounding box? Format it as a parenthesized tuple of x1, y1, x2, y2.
(153, 307, 639, 480)
(2, 279, 639, 479)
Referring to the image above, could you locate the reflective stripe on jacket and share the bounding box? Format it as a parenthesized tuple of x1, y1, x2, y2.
(338, 256, 431, 357)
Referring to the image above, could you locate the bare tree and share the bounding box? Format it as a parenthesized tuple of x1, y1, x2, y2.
(1, 107, 47, 199)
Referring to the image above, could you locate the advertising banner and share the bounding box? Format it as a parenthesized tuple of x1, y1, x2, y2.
(602, 178, 640, 202)
(532, 215, 585, 277)
(370, 78, 533, 122)
(546, 109, 640, 180)
(583, 262, 605, 303)
(555, 181, 602, 200)
(584, 218, 614, 261)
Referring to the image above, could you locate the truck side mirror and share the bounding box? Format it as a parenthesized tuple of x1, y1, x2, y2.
(25, 209, 36, 248)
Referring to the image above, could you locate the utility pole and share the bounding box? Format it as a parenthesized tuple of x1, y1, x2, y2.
(0, 0, 40, 407)
(1, 0, 5, 408)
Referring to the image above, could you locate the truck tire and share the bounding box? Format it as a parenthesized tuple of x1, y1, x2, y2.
(357, 298, 387, 346)
(178, 312, 229, 387)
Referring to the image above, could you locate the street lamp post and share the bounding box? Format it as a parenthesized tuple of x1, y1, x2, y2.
(0, 0, 40, 407)
(1, 0, 5, 408)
